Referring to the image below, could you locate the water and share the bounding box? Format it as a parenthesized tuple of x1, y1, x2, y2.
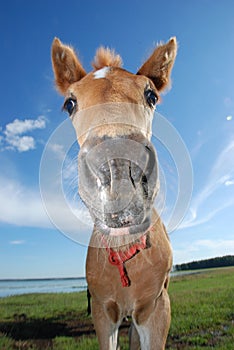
(0, 271, 196, 298)
(0, 278, 87, 298)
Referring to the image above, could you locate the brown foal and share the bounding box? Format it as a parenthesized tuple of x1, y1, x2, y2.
(51, 36, 177, 349)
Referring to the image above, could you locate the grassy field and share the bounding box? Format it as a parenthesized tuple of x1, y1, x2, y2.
(0, 267, 233, 349)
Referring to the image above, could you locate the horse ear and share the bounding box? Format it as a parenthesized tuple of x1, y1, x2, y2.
(137, 37, 177, 92)
(51, 37, 86, 95)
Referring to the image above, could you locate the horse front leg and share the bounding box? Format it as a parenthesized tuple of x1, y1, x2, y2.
(91, 298, 121, 350)
(132, 288, 171, 350)
(129, 322, 141, 350)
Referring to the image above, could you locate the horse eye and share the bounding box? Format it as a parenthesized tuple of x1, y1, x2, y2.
(145, 89, 158, 108)
(63, 98, 77, 116)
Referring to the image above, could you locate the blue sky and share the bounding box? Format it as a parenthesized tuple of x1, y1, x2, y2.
(0, 0, 234, 278)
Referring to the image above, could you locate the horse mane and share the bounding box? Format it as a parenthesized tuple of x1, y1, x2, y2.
(92, 47, 123, 70)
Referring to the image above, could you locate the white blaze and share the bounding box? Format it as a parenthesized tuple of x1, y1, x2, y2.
(93, 67, 110, 79)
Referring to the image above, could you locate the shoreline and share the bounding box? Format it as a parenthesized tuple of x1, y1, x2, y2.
(0, 277, 87, 299)
(0, 276, 85, 282)
(1, 267, 232, 299)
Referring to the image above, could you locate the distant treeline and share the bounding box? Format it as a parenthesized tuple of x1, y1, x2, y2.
(174, 255, 234, 271)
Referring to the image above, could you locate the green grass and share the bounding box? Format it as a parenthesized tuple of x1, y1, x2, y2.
(167, 267, 234, 349)
(0, 267, 233, 349)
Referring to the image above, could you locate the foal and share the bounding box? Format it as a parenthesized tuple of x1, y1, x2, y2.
(52, 37, 177, 350)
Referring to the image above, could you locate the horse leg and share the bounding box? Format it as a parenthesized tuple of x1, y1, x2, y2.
(87, 288, 91, 315)
(133, 288, 171, 350)
(129, 322, 140, 350)
(91, 298, 121, 350)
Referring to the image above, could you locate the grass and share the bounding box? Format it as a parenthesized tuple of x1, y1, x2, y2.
(167, 267, 234, 349)
(0, 267, 233, 349)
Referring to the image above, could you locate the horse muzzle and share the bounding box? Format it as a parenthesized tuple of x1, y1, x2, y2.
(78, 134, 159, 235)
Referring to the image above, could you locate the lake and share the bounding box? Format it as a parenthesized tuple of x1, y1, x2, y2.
(0, 271, 197, 298)
(0, 278, 87, 298)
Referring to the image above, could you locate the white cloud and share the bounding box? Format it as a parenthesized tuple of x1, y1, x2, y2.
(9, 240, 25, 245)
(194, 239, 234, 250)
(225, 179, 234, 186)
(0, 176, 50, 228)
(6, 135, 35, 152)
(1, 116, 46, 152)
(0, 175, 92, 246)
(173, 239, 234, 264)
(180, 139, 234, 229)
(5, 117, 46, 135)
(48, 143, 66, 160)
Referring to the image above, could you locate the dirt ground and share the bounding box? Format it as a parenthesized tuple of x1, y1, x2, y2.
(0, 313, 130, 349)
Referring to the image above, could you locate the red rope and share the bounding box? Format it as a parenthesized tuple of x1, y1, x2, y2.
(102, 235, 147, 287)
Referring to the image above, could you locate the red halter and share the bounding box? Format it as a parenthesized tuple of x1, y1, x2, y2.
(102, 234, 147, 287)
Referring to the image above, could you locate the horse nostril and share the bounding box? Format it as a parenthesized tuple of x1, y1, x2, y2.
(129, 163, 149, 199)
(129, 163, 143, 188)
(141, 174, 148, 198)
(129, 166, 136, 188)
